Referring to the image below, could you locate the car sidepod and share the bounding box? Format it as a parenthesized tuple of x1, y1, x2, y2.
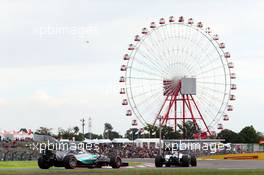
(75, 153, 98, 165)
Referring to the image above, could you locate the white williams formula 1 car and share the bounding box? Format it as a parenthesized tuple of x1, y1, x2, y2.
(155, 146, 197, 168)
(155, 151, 197, 167)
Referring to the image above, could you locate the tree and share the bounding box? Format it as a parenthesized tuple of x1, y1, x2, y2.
(161, 125, 182, 139)
(103, 123, 113, 139)
(144, 124, 159, 138)
(142, 123, 182, 139)
(217, 129, 243, 143)
(103, 123, 122, 139)
(35, 127, 53, 136)
(73, 126, 79, 134)
(125, 128, 139, 140)
(178, 121, 200, 139)
(109, 131, 122, 140)
(239, 126, 259, 143)
(74, 133, 85, 141)
(20, 128, 28, 133)
(84, 132, 103, 139)
(57, 127, 75, 140)
(257, 132, 264, 138)
(56, 127, 86, 141)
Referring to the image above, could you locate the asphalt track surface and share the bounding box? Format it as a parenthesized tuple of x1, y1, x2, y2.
(124, 159, 264, 169)
(1, 159, 264, 175)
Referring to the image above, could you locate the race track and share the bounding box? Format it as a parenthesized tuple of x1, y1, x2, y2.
(1, 159, 264, 175)
(123, 159, 264, 169)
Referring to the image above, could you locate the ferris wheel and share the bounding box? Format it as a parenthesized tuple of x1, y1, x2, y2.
(119, 16, 236, 137)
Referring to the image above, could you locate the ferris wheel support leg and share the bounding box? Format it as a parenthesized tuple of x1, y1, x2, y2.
(190, 95, 212, 136)
(182, 94, 186, 134)
(154, 83, 181, 126)
(184, 95, 200, 131)
(174, 96, 177, 131)
(162, 85, 181, 125)
(162, 95, 176, 125)
(153, 94, 170, 126)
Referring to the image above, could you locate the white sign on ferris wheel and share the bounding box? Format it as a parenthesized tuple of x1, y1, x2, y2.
(119, 16, 236, 137)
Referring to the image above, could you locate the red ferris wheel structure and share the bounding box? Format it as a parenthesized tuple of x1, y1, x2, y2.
(119, 16, 236, 138)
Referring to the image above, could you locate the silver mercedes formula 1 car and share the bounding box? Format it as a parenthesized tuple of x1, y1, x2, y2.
(38, 149, 128, 169)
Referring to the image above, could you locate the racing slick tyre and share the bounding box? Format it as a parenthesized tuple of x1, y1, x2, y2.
(87, 164, 102, 169)
(165, 162, 171, 167)
(64, 155, 77, 169)
(87, 165, 95, 169)
(155, 155, 164, 167)
(190, 156, 197, 167)
(95, 164, 102, 168)
(181, 155, 190, 167)
(110, 156, 122, 169)
(38, 157, 52, 169)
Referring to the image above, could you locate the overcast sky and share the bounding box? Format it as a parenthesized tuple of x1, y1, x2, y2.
(0, 0, 263, 135)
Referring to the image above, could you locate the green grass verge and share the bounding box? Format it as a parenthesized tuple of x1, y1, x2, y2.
(1, 161, 264, 175)
(0, 161, 37, 168)
(0, 161, 143, 169)
(128, 162, 143, 166)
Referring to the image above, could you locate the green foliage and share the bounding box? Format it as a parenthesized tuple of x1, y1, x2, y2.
(177, 121, 200, 139)
(104, 123, 113, 132)
(57, 127, 76, 140)
(33, 122, 262, 144)
(143, 124, 159, 138)
(162, 125, 182, 139)
(108, 131, 122, 140)
(19, 128, 28, 133)
(217, 126, 260, 143)
(57, 127, 85, 141)
(73, 126, 79, 134)
(34, 127, 53, 136)
(125, 128, 139, 140)
(217, 129, 243, 143)
(84, 132, 103, 139)
(75, 133, 85, 141)
(54, 123, 121, 141)
(103, 123, 113, 139)
(103, 123, 122, 139)
(141, 124, 182, 139)
(238, 125, 259, 143)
